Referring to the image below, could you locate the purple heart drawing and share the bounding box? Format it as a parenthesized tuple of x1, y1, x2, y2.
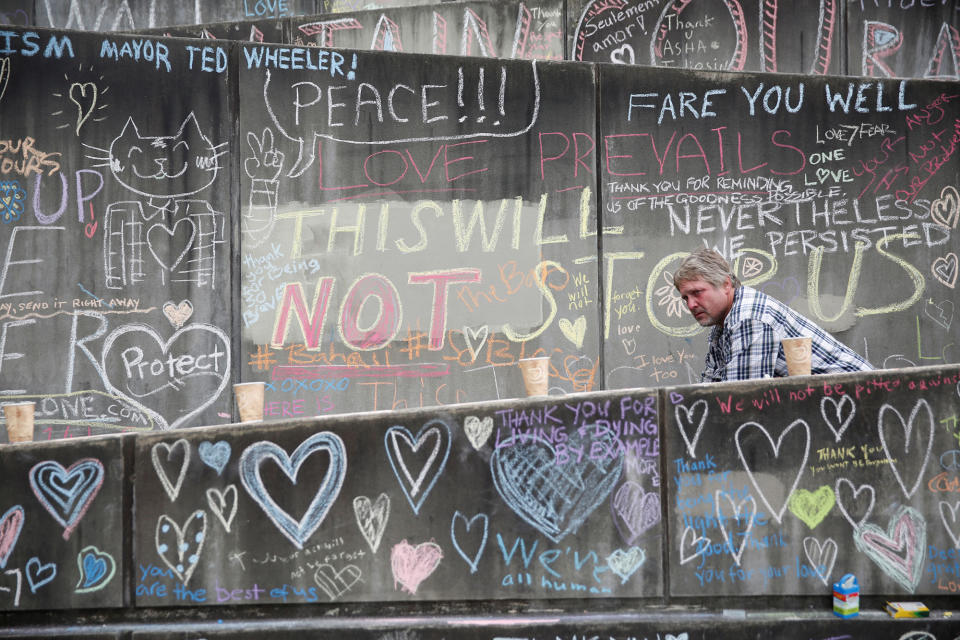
(611, 481, 660, 544)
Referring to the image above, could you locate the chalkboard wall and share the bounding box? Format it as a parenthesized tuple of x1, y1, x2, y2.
(133, 389, 661, 605)
(0, 29, 236, 438)
(0, 435, 127, 610)
(2, 25, 960, 432)
(664, 366, 960, 596)
(599, 64, 960, 389)
(237, 47, 601, 415)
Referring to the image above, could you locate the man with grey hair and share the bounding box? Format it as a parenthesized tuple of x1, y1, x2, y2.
(674, 248, 872, 382)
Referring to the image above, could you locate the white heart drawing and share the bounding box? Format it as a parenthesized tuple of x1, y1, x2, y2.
(878, 400, 934, 499)
(834, 478, 875, 530)
(101, 323, 231, 430)
(736, 420, 810, 523)
(155, 510, 207, 586)
(715, 490, 756, 566)
(206, 485, 238, 532)
(675, 400, 708, 458)
(678, 525, 710, 565)
(802, 536, 837, 586)
(463, 415, 493, 450)
(820, 395, 855, 442)
(162, 300, 194, 329)
(463, 325, 489, 362)
(353, 493, 390, 553)
(151, 439, 191, 502)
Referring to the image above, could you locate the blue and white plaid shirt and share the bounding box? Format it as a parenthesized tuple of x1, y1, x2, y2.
(702, 286, 873, 382)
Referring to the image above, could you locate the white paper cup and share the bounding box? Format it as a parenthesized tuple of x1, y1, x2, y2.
(234, 382, 265, 423)
(782, 337, 812, 376)
(518, 357, 550, 397)
(3, 402, 35, 443)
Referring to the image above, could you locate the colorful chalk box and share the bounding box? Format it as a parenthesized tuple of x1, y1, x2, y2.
(832, 574, 859, 618)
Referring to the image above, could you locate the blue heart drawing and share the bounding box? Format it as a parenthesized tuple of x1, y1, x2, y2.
(76, 545, 116, 593)
(384, 420, 451, 515)
(491, 427, 622, 542)
(29, 458, 104, 540)
(25, 556, 57, 593)
(451, 511, 488, 574)
(240, 432, 347, 549)
(198, 441, 231, 475)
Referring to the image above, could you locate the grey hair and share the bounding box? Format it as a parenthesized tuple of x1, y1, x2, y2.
(673, 248, 741, 289)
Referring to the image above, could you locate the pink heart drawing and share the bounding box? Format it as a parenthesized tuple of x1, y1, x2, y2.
(611, 481, 660, 544)
(390, 540, 443, 594)
(0, 505, 25, 569)
(853, 505, 925, 592)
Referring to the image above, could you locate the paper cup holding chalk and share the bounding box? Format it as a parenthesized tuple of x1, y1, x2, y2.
(3, 401, 35, 443)
(234, 382, 265, 423)
(518, 357, 550, 397)
(782, 336, 812, 376)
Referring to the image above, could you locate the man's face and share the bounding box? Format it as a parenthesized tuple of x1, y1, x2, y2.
(677, 277, 733, 327)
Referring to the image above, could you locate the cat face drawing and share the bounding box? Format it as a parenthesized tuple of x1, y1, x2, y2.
(86, 112, 227, 199)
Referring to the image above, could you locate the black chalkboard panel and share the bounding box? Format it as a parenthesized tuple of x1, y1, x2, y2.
(598, 64, 960, 389)
(847, 2, 960, 80)
(569, 0, 843, 74)
(0, 435, 126, 610)
(133, 389, 661, 605)
(34, 0, 320, 31)
(664, 364, 960, 596)
(289, 0, 564, 60)
(237, 46, 601, 415)
(0, 27, 235, 436)
(0, 0, 32, 27)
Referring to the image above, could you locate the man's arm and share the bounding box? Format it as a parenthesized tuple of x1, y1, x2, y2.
(724, 319, 778, 380)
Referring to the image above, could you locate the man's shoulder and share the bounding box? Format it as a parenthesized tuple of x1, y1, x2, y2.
(727, 286, 776, 323)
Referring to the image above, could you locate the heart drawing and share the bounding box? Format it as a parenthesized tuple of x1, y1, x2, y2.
(611, 481, 660, 544)
(102, 324, 231, 430)
(788, 486, 835, 530)
(76, 545, 116, 593)
(391, 540, 443, 594)
(151, 439, 191, 501)
(834, 478, 875, 530)
(802, 536, 837, 586)
(25, 556, 57, 593)
(878, 399, 934, 499)
(314, 563, 362, 601)
(675, 400, 708, 458)
(240, 431, 347, 549)
(353, 493, 390, 553)
(820, 395, 855, 442)
(198, 440, 231, 475)
(932, 252, 958, 288)
(0, 505, 25, 569)
(854, 505, 926, 592)
(29, 458, 105, 540)
(206, 485, 238, 533)
(451, 511, 489, 574)
(155, 510, 207, 586)
(491, 427, 622, 542)
(607, 546, 645, 583)
(463, 415, 493, 450)
(162, 300, 194, 329)
(736, 420, 810, 523)
(385, 420, 451, 515)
